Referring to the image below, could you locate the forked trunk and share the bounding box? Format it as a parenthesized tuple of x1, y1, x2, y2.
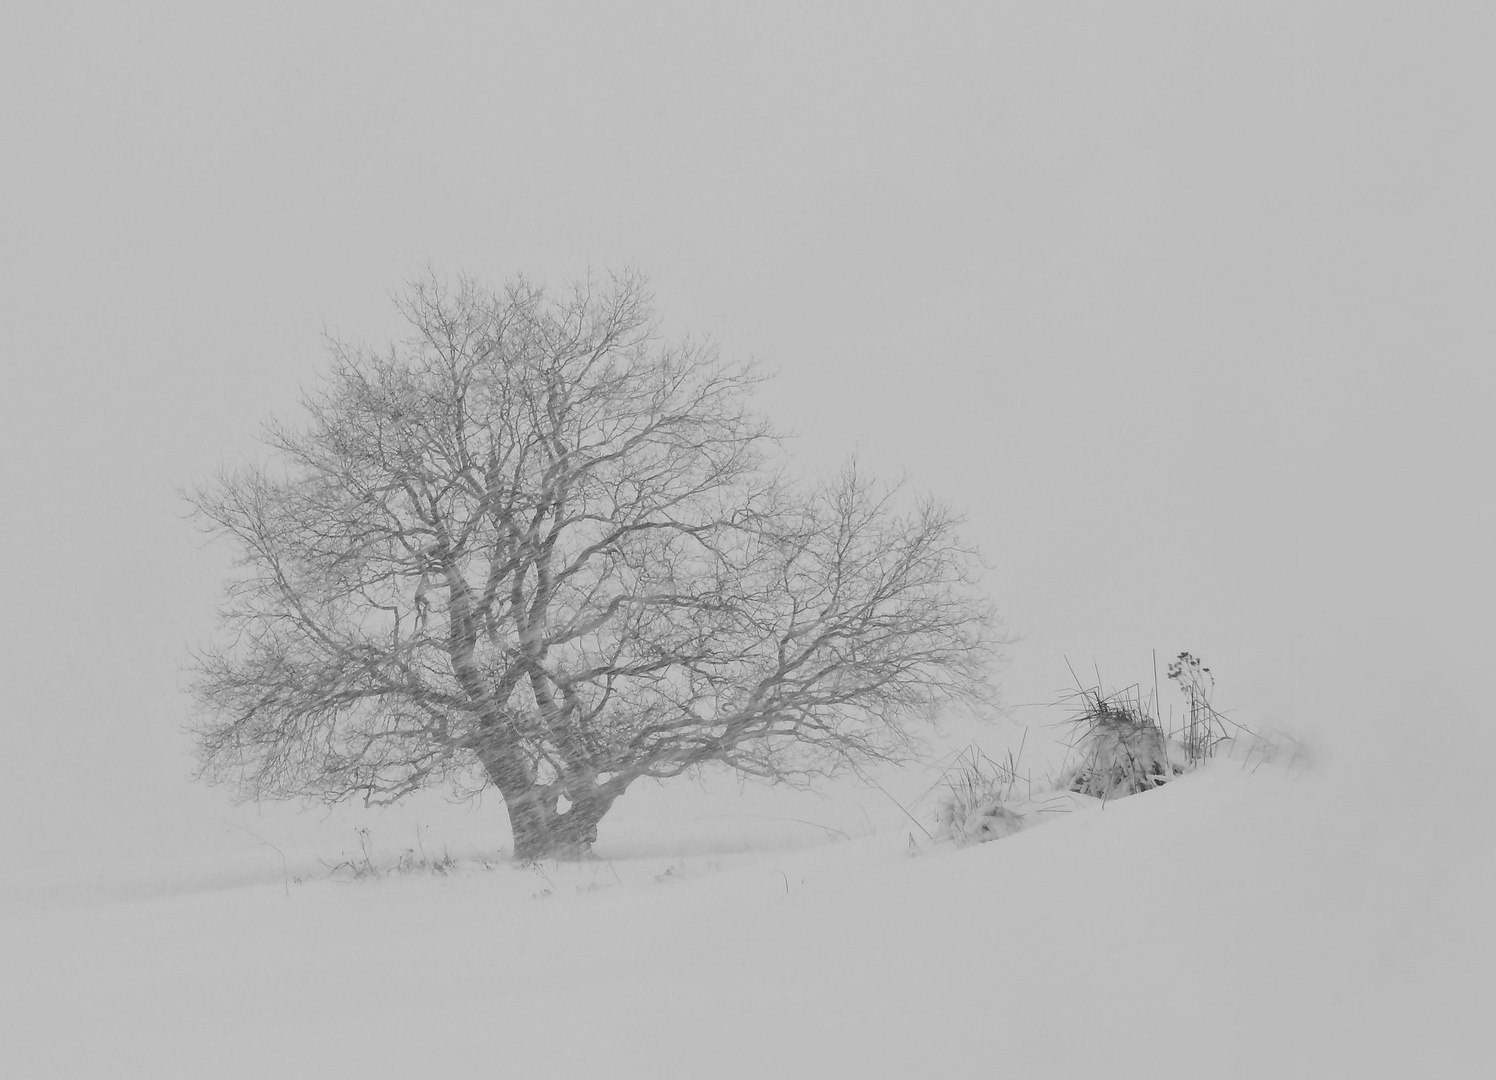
(507, 790, 613, 861)
(477, 745, 619, 860)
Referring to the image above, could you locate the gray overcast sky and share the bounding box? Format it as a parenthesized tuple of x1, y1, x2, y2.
(3, 2, 1492, 868)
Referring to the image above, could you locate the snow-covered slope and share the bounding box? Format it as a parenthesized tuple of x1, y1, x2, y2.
(2, 756, 1482, 1078)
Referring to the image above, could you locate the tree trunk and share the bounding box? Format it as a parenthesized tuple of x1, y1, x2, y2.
(477, 744, 620, 860)
(508, 789, 614, 861)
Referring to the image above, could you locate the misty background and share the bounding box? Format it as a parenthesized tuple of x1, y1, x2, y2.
(2, 3, 1491, 872)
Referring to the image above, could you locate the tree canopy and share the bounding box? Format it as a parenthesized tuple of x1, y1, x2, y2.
(190, 271, 999, 858)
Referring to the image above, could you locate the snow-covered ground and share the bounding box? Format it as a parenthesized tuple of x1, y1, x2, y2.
(3, 743, 1484, 1079)
(3, 6, 1490, 1077)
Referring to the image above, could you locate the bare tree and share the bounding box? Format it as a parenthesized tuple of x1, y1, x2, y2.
(189, 271, 998, 859)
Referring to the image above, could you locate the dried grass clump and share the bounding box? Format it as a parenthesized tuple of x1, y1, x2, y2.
(1058, 686, 1180, 800)
(931, 656, 1292, 865)
(934, 744, 1029, 846)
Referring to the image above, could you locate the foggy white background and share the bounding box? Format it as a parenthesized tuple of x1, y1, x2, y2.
(2, 3, 1491, 871)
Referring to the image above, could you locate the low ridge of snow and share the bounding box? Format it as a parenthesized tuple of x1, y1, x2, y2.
(1, 753, 1483, 1078)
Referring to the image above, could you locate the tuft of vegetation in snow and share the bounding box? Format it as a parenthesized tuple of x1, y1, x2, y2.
(1056, 685, 1180, 800)
(935, 654, 1302, 848)
(321, 827, 485, 880)
(1054, 653, 1243, 801)
(933, 743, 1030, 847)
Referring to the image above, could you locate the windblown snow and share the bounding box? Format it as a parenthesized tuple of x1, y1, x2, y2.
(1, 747, 1483, 1079)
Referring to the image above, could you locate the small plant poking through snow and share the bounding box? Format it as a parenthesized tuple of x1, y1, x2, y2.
(322, 828, 380, 880)
(1168, 652, 1229, 766)
(934, 744, 1029, 846)
(1054, 653, 1264, 800)
(1056, 684, 1180, 800)
(322, 828, 467, 880)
